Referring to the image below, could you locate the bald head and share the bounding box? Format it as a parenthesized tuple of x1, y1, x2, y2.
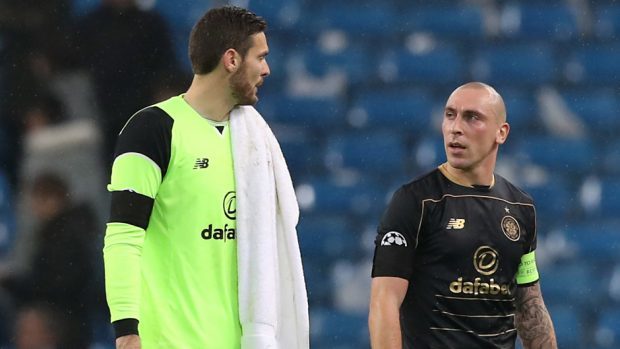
(450, 82, 506, 123)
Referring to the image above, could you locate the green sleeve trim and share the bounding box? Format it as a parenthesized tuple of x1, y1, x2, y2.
(516, 250, 539, 285)
(103, 222, 146, 322)
(108, 153, 162, 198)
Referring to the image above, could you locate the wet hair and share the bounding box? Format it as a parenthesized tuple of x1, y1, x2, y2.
(188, 6, 267, 75)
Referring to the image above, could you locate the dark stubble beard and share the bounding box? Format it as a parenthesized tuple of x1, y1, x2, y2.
(230, 63, 257, 106)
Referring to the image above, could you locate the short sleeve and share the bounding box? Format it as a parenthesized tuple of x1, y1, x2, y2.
(107, 106, 173, 227)
(114, 106, 173, 177)
(109, 106, 173, 198)
(529, 206, 537, 252)
(371, 186, 422, 280)
(524, 203, 537, 254)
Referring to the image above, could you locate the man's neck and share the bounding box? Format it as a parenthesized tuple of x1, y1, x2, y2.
(184, 74, 235, 122)
(440, 162, 495, 188)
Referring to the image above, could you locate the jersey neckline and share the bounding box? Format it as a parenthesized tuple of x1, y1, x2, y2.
(178, 94, 230, 126)
(438, 163, 495, 191)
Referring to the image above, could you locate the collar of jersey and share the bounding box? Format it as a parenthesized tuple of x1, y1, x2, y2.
(438, 163, 495, 190)
(178, 94, 230, 126)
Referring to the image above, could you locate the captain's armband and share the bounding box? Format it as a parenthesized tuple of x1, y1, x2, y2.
(516, 251, 539, 286)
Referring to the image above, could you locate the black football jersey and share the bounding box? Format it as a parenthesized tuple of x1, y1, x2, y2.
(372, 166, 538, 349)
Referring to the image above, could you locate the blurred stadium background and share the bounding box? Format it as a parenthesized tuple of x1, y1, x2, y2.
(1, 0, 620, 348)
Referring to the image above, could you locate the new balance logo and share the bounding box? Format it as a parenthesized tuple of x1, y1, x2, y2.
(446, 218, 465, 230)
(193, 158, 210, 169)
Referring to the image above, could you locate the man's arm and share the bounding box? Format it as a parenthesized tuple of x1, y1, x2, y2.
(116, 334, 141, 349)
(104, 223, 146, 347)
(104, 107, 172, 346)
(514, 283, 557, 349)
(369, 276, 409, 349)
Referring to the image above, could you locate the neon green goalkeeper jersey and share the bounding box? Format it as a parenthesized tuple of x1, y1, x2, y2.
(104, 95, 241, 348)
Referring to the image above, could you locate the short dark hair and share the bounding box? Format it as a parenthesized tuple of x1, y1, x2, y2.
(188, 6, 267, 75)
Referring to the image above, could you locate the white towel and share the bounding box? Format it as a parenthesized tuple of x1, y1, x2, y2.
(230, 106, 309, 349)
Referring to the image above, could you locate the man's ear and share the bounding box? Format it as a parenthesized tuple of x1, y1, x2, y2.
(496, 122, 510, 145)
(222, 48, 240, 73)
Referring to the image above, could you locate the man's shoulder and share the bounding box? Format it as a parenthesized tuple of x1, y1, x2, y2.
(404, 167, 442, 189)
(395, 168, 443, 200)
(120, 105, 173, 136)
(493, 174, 534, 204)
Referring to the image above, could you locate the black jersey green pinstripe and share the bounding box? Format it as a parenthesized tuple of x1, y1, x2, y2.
(103, 95, 240, 348)
(372, 165, 539, 349)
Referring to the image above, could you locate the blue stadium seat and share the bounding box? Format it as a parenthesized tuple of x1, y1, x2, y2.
(514, 136, 595, 174)
(521, 179, 573, 219)
(412, 137, 446, 172)
(254, 90, 282, 123)
(248, 0, 301, 30)
(297, 215, 360, 262)
(594, 4, 620, 40)
(501, 88, 541, 134)
(263, 94, 347, 130)
(562, 222, 620, 263)
(170, 30, 192, 72)
(603, 140, 620, 176)
(473, 44, 556, 86)
(297, 214, 357, 307)
(311, 308, 369, 349)
(301, 43, 374, 85)
(399, 5, 485, 40)
(155, 0, 206, 31)
(304, 259, 334, 307)
(348, 89, 435, 132)
(300, 176, 385, 217)
(595, 307, 620, 347)
(566, 45, 620, 86)
(597, 179, 620, 218)
(561, 89, 620, 136)
(260, 34, 288, 86)
(278, 133, 324, 178)
(154, 0, 211, 71)
(540, 261, 607, 306)
(501, 3, 578, 41)
(300, 3, 397, 37)
(381, 45, 464, 86)
(547, 305, 583, 349)
(325, 132, 408, 176)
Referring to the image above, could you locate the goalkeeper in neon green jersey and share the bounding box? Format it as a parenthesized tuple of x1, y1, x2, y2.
(103, 6, 271, 348)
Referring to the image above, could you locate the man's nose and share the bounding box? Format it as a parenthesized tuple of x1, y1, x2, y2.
(450, 114, 463, 134)
(262, 60, 270, 77)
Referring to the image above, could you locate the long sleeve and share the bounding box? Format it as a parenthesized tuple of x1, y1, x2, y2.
(103, 106, 173, 329)
(104, 222, 147, 322)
